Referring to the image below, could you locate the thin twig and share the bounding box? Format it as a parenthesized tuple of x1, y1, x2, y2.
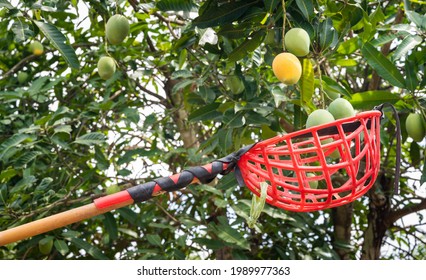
(281, 0, 287, 51)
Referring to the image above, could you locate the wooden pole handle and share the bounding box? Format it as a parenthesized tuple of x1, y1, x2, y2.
(0, 200, 133, 246)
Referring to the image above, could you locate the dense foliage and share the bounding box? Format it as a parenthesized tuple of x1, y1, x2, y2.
(0, 0, 425, 260)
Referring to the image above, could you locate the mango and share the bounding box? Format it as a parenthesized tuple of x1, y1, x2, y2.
(106, 15, 130, 45)
(272, 52, 302, 85)
(284, 28, 310, 57)
(406, 113, 425, 142)
(306, 109, 335, 128)
(327, 98, 355, 120)
(97, 56, 116, 80)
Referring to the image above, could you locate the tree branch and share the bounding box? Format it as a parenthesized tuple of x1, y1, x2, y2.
(387, 198, 426, 226)
(1, 54, 38, 79)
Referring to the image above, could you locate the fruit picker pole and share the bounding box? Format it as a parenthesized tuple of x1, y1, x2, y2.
(0, 146, 252, 246)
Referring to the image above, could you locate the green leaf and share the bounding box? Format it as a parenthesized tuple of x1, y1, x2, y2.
(156, 0, 196, 12)
(218, 22, 253, 39)
(0, 0, 13, 9)
(0, 134, 31, 161)
(405, 60, 418, 93)
(369, 5, 385, 26)
(223, 109, 245, 128)
(295, 0, 314, 21)
(421, 161, 426, 185)
(334, 58, 357, 67)
(188, 102, 221, 122)
(0, 184, 8, 205)
(247, 182, 267, 228)
(410, 141, 421, 167)
(197, 184, 223, 197)
(54, 125, 72, 135)
(0, 168, 18, 182)
(228, 30, 265, 62)
(14, 151, 41, 168)
(301, 58, 315, 106)
(33, 20, 80, 69)
(172, 79, 194, 93)
(370, 33, 398, 47)
(94, 146, 110, 170)
(73, 132, 106, 146)
(361, 42, 406, 88)
(27, 76, 50, 96)
(123, 108, 140, 124)
(118, 227, 138, 238)
(193, 237, 227, 250)
(333, 240, 355, 250)
(117, 207, 138, 224)
(218, 128, 233, 153)
(379, 24, 417, 33)
(321, 76, 351, 99)
(146, 234, 162, 247)
(178, 49, 187, 69)
(69, 237, 109, 260)
(406, 11, 426, 29)
(61, 230, 81, 238)
(192, 0, 258, 28)
(264, 0, 280, 13)
(215, 224, 250, 250)
(196, 86, 216, 104)
(318, 18, 338, 51)
(271, 86, 287, 107)
(11, 175, 37, 193)
(340, 3, 363, 28)
(54, 240, 69, 256)
(350, 90, 400, 109)
(103, 213, 118, 241)
(392, 35, 422, 61)
(35, 177, 53, 191)
(11, 20, 28, 42)
(337, 37, 359, 55)
(246, 111, 271, 126)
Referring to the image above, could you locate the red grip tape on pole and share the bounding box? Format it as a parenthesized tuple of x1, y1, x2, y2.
(94, 190, 133, 209)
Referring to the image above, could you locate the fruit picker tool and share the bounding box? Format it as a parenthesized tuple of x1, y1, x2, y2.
(0, 103, 401, 246)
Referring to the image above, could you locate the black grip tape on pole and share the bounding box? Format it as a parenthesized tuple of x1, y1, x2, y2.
(126, 145, 255, 203)
(127, 181, 157, 203)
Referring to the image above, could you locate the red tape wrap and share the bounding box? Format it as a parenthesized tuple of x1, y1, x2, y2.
(94, 190, 133, 209)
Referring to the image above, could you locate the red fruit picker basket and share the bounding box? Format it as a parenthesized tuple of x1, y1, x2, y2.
(237, 110, 384, 212)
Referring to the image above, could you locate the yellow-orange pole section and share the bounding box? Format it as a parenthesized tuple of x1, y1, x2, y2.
(0, 200, 133, 246)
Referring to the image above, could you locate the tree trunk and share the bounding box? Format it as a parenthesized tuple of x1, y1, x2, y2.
(165, 78, 199, 149)
(332, 203, 353, 259)
(361, 183, 391, 259)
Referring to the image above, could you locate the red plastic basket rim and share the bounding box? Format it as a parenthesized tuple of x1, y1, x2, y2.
(259, 110, 382, 146)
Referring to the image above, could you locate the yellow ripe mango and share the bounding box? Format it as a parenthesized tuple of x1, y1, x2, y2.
(272, 52, 302, 85)
(284, 28, 310, 57)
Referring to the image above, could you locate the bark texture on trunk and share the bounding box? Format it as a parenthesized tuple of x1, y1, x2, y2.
(332, 203, 353, 259)
(361, 181, 391, 259)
